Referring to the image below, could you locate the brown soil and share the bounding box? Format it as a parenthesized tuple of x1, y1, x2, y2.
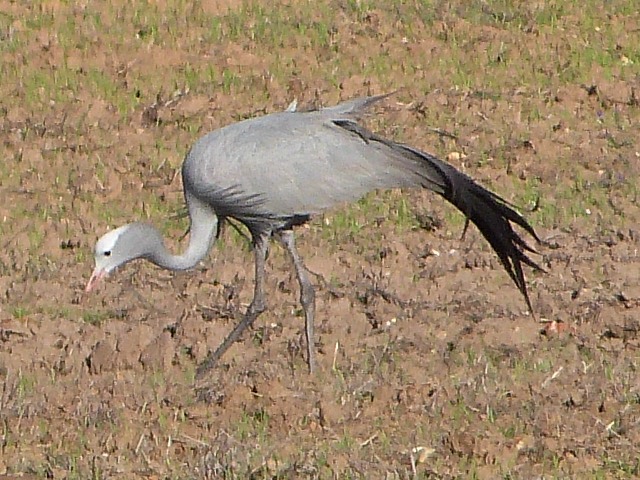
(0, 1, 638, 478)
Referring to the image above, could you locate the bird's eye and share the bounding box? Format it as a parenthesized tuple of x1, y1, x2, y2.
(104, 250, 112, 257)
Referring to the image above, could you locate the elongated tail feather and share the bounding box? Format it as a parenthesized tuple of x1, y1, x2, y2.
(410, 147, 544, 314)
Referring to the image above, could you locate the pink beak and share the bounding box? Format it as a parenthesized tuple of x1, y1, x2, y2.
(85, 269, 106, 292)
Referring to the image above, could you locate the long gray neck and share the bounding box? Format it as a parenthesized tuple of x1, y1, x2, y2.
(149, 194, 218, 271)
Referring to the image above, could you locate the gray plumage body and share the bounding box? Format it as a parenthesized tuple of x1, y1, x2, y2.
(185, 98, 439, 223)
(88, 95, 542, 375)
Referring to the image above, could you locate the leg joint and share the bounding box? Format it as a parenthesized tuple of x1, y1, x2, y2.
(300, 282, 315, 308)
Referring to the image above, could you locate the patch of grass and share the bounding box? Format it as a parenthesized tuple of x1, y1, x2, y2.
(11, 306, 29, 319)
(16, 371, 37, 399)
(601, 456, 640, 477)
(235, 407, 270, 444)
(319, 190, 422, 247)
(334, 430, 356, 452)
(534, 357, 553, 374)
(82, 310, 109, 326)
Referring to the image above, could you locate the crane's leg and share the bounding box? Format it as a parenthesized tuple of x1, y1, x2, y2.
(196, 233, 269, 378)
(277, 230, 316, 373)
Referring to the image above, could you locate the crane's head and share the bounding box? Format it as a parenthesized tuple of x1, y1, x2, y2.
(86, 223, 154, 292)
